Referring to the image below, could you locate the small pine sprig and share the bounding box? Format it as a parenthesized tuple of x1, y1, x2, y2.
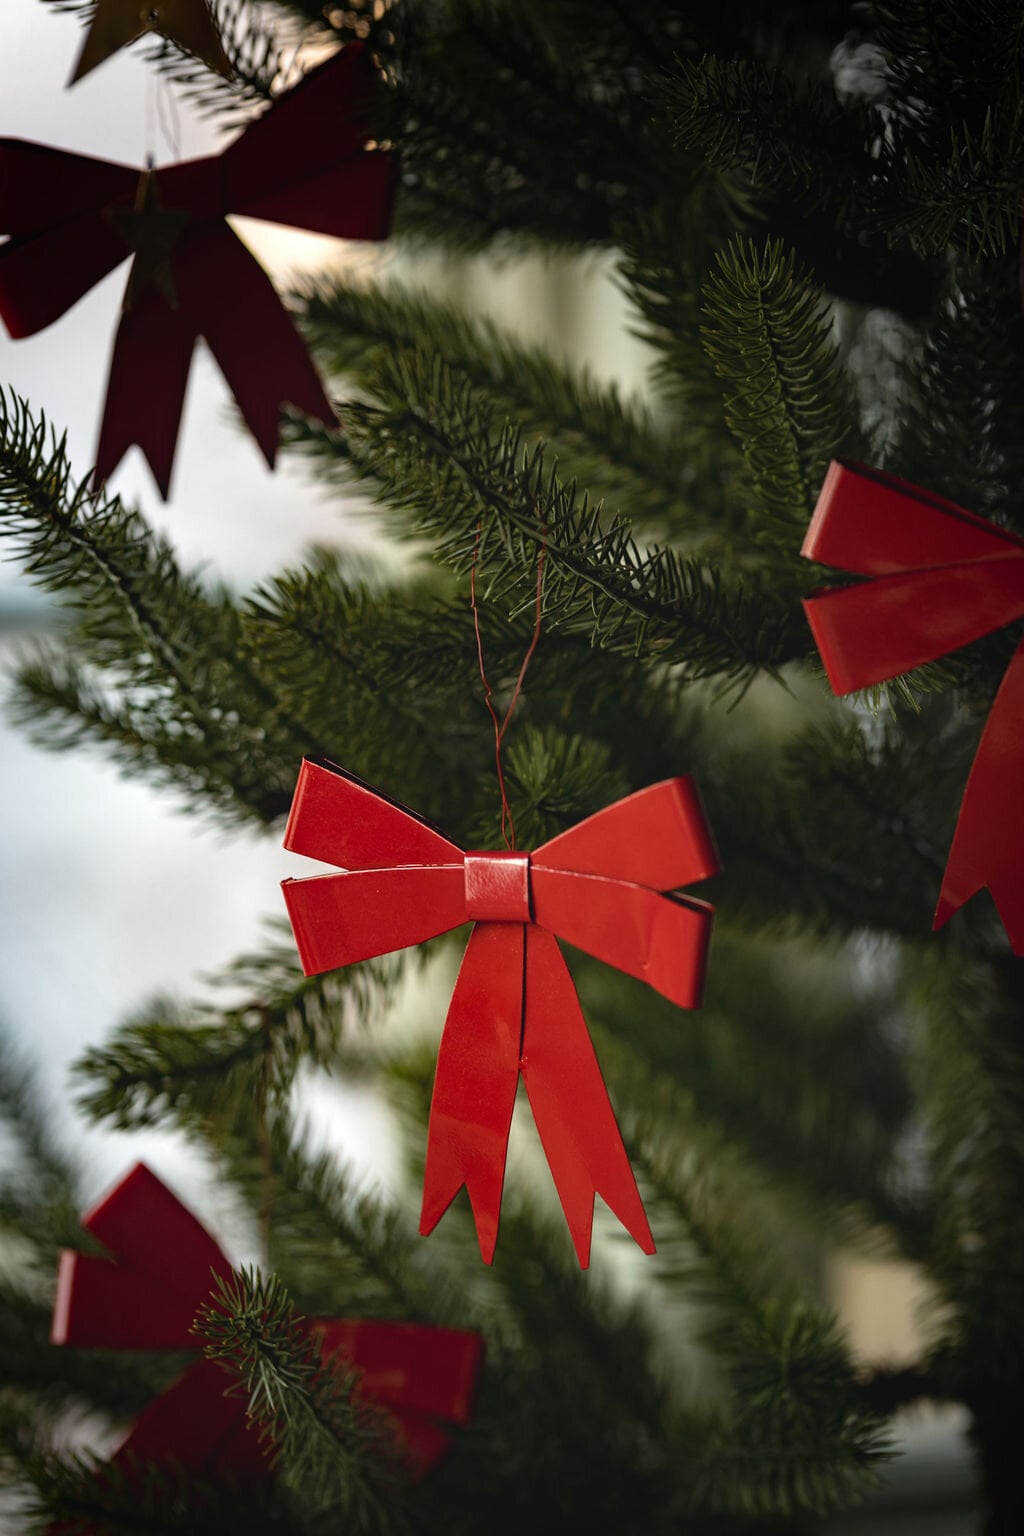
(196, 1266, 412, 1534)
(700, 236, 858, 544)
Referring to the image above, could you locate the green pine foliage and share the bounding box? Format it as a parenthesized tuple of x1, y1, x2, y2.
(6, 1, 1024, 1533)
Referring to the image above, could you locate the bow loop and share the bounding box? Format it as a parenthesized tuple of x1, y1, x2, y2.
(534, 776, 719, 890)
(532, 868, 713, 1011)
(804, 459, 1023, 576)
(284, 757, 463, 870)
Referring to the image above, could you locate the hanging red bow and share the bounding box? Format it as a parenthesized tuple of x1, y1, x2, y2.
(281, 758, 719, 1267)
(0, 44, 396, 498)
(52, 1163, 484, 1490)
(803, 458, 1024, 952)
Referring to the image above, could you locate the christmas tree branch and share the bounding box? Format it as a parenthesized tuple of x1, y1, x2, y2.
(0, 393, 318, 825)
(21, 1447, 286, 1535)
(681, 1303, 891, 1519)
(343, 352, 808, 680)
(246, 1132, 471, 1326)
(294, 274, 688, 526)
(911, 952, 1024, 1384)
(0, 1031, 82, 1256)
(73, 934, 403, 1133)
(666, 53, 875, 215)
(700, 237, 858, 541)
(196, 1267, 412, 1532)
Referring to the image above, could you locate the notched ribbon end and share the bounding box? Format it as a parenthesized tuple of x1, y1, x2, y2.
(934, 879, 1024, 957)
(419, 1180, 499, 1265)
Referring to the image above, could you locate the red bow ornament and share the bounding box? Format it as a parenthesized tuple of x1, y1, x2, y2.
(803, 458, 1024, 952)
(0, 44, 396, 498)
(53, 1163, 484, 1489)
(281, 759, 719, 1267)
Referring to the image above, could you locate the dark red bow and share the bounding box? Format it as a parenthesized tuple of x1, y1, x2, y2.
(281, 759, 719, 1267)
(53, 1163, 484, 1488)
(0, 44, 396, 498)
(803, 458, 1024, 952)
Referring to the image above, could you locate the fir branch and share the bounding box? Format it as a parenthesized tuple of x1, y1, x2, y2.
(0, 1031, 82, 1256)
(196, 1267, 412, 1531)
(881, 104, 1024, 260)
(343, 351, 808, 681)
(232, 1130, 471, 1326)
(889, 268, 1024, 531)
(21, 1445, 287, 1535)
(73, 931, 403, 1132)
(597, 1030, 826, 1308)
(0, 393, 200, 698)
(616, 204, 754, 532)
(293, 274, 689, 527)
(691, 698, 978, 945)
(386, 0, 661, 250)
(699, 237, 858, 542)
(0, 393, 317, 825)
(911, 951, 1024, 1388)
(666, 53, 876, 215)
(685, 1302, 892, 1519)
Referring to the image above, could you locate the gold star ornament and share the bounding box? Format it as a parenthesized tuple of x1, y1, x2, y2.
(69, 0, 234, 86)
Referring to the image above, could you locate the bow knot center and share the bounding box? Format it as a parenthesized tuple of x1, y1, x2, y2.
(464, 852, 531, 923)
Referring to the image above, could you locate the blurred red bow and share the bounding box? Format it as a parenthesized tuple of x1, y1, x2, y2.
(53, 1163, 483, 1488)
(0, 44, 396, 497)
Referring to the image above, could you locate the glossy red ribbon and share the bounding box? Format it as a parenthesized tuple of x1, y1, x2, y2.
(281, 758, 719, 1267)
(52, 1163, 483, 1487)
(0, 44, 396, 498)
(803, 458, 1024, 952)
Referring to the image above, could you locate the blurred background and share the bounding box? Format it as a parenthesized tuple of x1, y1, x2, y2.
(0, 3, 975, 1527)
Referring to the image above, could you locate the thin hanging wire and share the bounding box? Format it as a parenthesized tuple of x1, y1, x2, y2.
(469, 519, 547, 850)
(155, 72, 182, 162)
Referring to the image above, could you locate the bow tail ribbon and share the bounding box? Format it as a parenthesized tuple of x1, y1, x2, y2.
(520, 926, 653, 1267)
(936, 637, 1024, 946)
(420, 923, 522, 1265)
(93, 280, 195, 500)
(420, 922, 652, 1268)
(94, 224, 337, 494)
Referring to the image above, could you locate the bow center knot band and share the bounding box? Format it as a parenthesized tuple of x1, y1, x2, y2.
(464, 852, 532, 923)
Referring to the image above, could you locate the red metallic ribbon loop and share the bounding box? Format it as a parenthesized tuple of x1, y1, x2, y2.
(53, 1163, 483, 1485)
(802, 458, 1024, 952)
(281, 758, 720, 1267)
(0, 44, 397, 498)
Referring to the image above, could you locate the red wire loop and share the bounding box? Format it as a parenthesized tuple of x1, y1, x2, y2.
(469, 521, 547, 850)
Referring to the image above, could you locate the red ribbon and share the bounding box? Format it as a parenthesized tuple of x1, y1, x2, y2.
(52, 1163, 483, 1488)
(281, 758, 719, 1267)
(0, 44, 396, 498)
(802, 458, 1024, 952)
